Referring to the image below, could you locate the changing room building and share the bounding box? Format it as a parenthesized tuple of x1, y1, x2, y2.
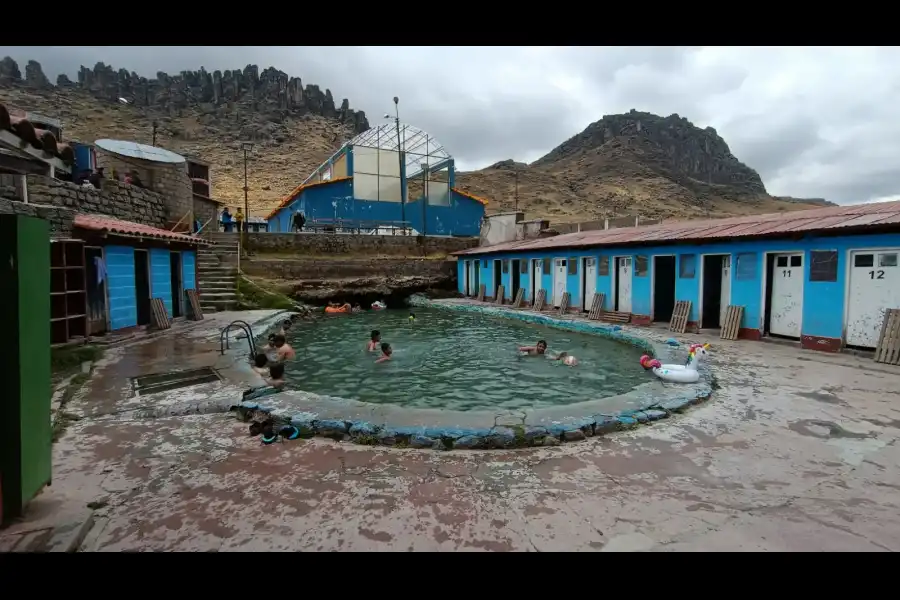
(454, 201, 900, 352)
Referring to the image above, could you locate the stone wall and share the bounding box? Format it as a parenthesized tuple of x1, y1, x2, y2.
(95, 149, 193, 226)
(0, 196, 77, 236)
(244, 232, 477, 256)
(193, 195, 218, 229)
(241, 257, 456, 280)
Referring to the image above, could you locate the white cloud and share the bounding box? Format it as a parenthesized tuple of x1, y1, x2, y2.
(2, 45, 898, 204)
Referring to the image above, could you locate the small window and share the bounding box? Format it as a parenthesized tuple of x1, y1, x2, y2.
(854, 254, 874, 268)
(482, 259, 488, 268)
(810, 250, 838, 282)
(679, 254, 696, 279)
(520, 260, 528, 274)
(502, 260, 509, 274)
(736, 253, 757, 280)
(542, 258, 551, 272)
(568, 259, 578, 275)
(790, 255, 802, 268)
(635, 255, 649, 277)
(598, 256, 610, 276)
(880, 253, 898, 267)
(776, 256, 788, 268)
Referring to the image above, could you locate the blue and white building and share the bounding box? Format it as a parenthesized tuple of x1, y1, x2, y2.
(454, 201, 900, 352)
(265, 122, 487, 236)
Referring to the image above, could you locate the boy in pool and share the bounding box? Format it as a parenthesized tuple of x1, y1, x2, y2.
(552, 351, 579, 366)
(367, 330, 381, 352)
(251, 353, 269, 376)
(265, 362, 287, 389)
(518, 340, 548, 356)
(375, 342, 393, 363)
(272, 334, 296, 360)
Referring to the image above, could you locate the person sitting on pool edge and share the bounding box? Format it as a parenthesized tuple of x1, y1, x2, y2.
(518, 340, 548, 356)
(375, 342, 393, 363)
(367, 330, 381, 352)
(272, 334, 296, 361)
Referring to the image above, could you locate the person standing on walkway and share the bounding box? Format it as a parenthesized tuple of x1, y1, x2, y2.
(235, 207, 245, 233)
(292, 209, 306, 232)
(221, 207, 233, 233)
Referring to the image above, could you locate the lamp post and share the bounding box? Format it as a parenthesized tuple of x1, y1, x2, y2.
(420, 162, 428, 237)
(384, 97, 405, 234)
(241, 142, 254, 252)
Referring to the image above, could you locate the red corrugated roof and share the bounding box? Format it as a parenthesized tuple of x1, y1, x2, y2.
(456, 200, 900, 256)
(451, 188, 490, 205)
(0, 102, 75, 165)
(74, 214, 210, 245)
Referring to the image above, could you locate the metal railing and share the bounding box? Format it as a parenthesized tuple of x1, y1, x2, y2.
(219, 320, 256, 356)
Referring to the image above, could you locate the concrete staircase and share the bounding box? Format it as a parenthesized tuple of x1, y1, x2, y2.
(197, 232, 241, 313)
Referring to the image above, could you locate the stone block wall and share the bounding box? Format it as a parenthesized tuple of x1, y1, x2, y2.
(241, 257, 456, 280)
(0, 196, 77, 236)
(244, 232, 477, 256)
(95, 148, 193, 226)
(193, 195, 218, 229)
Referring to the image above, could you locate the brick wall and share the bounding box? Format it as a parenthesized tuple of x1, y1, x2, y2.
(244, 232, 477, 256)
(95, 148, 193, 226)
(0, 174, 168, 236)
(241, 257, 456, 280)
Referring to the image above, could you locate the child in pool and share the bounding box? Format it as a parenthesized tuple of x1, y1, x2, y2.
(375, 342, 393, 363)
(552, 351, 579, 366)
(272, 334, 296, 361)
(408, 312, 416, 322)
(518, 340, 548, 356)
(265, 362, 286, 389)
(367, 330, 381, 352)
(251, 353, 269, 376)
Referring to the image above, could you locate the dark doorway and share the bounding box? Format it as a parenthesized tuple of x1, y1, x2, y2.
(473, 260, 481, 294)
(653, 256, 676, 322)
(493, 260, 503, 300)
(170, 252, 183, 318)
(702, 255, 725, 329)
(134, 249, 151, 326)
(613, 258, 622, 311)
(763, 254, 776, 335)
(511, 260, 521, 301)
(84, 247, 107, 335)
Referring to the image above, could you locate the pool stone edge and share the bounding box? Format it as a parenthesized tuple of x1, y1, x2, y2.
(230, 297, 716, 451)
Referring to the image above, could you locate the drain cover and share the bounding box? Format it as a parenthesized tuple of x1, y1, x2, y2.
(131, 367, 222, 397)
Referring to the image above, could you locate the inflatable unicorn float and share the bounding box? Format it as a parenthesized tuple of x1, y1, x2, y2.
(640, 343, 710, 384)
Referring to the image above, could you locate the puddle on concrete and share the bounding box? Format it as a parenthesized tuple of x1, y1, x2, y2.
(131, 367, 222, 397)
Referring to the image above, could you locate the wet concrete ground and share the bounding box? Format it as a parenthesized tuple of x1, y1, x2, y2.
(17, 310, 900, 551)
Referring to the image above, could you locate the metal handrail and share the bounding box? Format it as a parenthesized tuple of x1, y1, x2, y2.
(194, 215, 215, 236)
(219, 320, 256, 356)
(170, 210, 190, 232)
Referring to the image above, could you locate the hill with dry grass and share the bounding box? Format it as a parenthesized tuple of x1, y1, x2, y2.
(0, 58, 832, 221)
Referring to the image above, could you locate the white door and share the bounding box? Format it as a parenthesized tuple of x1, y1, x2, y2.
(769, 253, 804, 338)
(846, 250, 900, 348)
(616, 257, 632, 313)
(532, 259, 543, 301)
(553, 258, 567, 306)
(583, 257, 597, 310)
(720, 255, 732, 325)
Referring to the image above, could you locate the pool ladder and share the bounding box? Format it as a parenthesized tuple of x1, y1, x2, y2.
(220, 320, 257, 356)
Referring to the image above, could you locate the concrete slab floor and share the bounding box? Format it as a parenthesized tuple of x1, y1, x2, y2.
(9, 310, 900, 551)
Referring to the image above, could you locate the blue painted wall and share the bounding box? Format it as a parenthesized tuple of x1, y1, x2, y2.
(457, 231, 900, 341)
(105, 246, 137, 330)
(182, 250, 196, 291)
(149, 248, 173, 317)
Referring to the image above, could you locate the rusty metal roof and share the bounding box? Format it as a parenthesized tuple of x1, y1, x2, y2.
(0, 102, 74, 166)
(74, 214, 211, 245)
(455, 200, 900, 256)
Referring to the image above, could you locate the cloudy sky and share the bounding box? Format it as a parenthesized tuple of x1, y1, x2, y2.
(2, 46, 898, 205)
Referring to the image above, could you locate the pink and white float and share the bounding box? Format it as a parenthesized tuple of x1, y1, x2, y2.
(640, 343, 710, 384)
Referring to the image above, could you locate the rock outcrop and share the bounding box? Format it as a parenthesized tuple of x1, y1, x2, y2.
(0, 57, 369, 134)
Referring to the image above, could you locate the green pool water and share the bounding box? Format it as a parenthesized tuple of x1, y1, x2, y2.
(283, 307, 648, 411)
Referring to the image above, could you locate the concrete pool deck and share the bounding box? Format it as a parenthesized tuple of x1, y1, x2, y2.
(5, 305, 900, 551)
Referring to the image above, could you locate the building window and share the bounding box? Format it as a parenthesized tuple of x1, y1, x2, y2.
(502, 260, 509, 274)
(568, 258, 578, 275)
(598, 256, 610, 276)
(679, 254, 696, 279)
(543, 258, 551, 272)
(735, 252, 757, 280)
(810, 251, 838, 282)
(520, 260, 528, 274)
(635, 256, 649, 277)
(880, 253, 898, 267)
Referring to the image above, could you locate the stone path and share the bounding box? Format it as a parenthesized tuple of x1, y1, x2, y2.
(6, 308, 900, 551)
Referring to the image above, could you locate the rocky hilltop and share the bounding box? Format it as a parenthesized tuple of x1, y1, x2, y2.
(454, 110, 834, 221)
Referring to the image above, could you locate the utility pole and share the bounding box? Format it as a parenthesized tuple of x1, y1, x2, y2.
(393, 97, 406, 234)
(241, 142, 254, 253)
(421, 162, 428, 237)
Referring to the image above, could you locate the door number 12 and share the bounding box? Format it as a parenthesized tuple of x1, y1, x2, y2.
(869, 270, 885, 280)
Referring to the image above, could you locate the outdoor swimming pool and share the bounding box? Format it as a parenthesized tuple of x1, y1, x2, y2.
(283, 308, 648, 411)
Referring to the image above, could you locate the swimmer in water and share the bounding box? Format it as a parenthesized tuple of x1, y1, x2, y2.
(264, 362, 286, 389)
(367, 330, 381, 352)
(408, 312, 416, 322)
(375, 342, 393, 363)
(552, 351, 579, 366)
(261, 333, 276, 352)
(251, 353, 269, 376)
(272, 334, 296, 361)
(518, 340, 548, 356)
(279, 319, 293, 336)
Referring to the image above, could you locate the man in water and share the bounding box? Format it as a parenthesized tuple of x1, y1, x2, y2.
(375, 342, 393, 363)
(367, 330, 381, 352)
(251, 353, 269, 376)
(518, 340, 548, 355)
(272, 334, 296, 360)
